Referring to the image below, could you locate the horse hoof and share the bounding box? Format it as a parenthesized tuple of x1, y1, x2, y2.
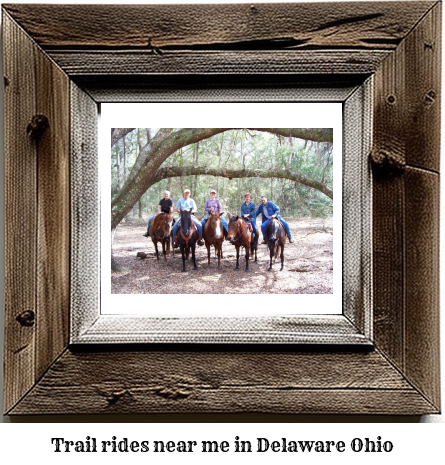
(268, 268, 273, 272)
(245, 269, 250, 272)
(182, 269, 186, 273)
(235, 267, 239, 271)
(194, 267, 198, 270)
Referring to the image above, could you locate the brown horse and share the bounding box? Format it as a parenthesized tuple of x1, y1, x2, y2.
(178, 208, 199, 272)
(203, 211, 225, 270)
(148, 212, 173, 261)
(227, 214, 251, 272)
(244, 219, 259, 263)
(266, 218, 287, 271)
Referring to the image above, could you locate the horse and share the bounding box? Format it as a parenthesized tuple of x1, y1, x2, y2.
(266, 218, 287, 271)
(203, 211, 225, 270)
(177, 208, 199, 272)
(244, 218, 259, 263)
(148, 212, 173, 262)
(227, 214, 251, 272)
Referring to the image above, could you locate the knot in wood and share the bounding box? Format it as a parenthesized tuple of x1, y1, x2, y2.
(16, 310, 35, 327)
(370, 148, 405, 177)
(424, 90, 436, 105)
(27, 114, 49, 140)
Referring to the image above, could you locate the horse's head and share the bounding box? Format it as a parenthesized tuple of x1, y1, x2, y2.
(180, 208, 193, 235)
(163, 213, 173, 235)
(227, 215, 240, 241)
(208, 211, 224, 238)
(267, 218, 280, 242)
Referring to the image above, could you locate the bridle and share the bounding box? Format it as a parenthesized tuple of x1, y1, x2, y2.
(206, 216, 222, 238)
(152, 215, 171, 240)
(231, 219, 248, 243)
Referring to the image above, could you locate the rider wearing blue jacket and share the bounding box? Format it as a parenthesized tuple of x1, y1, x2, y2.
(255, 196, 294, 244)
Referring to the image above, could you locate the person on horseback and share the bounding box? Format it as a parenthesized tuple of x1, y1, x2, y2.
(201, 189, 229, 236)
(172, 189, 204, 247)
(255, 196, 294, 244)
(143, 190, 174, 237)
(240, 192, 257, 235)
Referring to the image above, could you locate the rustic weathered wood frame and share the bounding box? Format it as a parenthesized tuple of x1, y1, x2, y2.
(3, 2, 440, 415)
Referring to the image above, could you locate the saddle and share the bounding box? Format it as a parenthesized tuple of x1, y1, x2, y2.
(242, 217, 253, 232)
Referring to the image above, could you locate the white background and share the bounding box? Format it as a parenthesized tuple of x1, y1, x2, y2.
(0, 1, 444, 462)
(101, 103, 342, 315)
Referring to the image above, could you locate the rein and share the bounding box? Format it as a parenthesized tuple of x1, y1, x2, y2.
(152, 215, 171, 240)
(233, 220, 248, 243)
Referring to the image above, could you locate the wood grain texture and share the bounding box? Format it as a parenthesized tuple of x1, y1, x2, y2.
(8, 349, 437, 415)
(404, 2, 441, 172)
(372, 3, 441, 411)
(3, 12, 38, 414)
(404, 168, 440, 407)
(46, 50, 390, 76)
(35, 36, 71, 381)
(2, 2, 435, 49)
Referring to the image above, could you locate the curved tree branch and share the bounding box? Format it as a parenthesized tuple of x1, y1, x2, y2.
(111, 127, 333, 230)
(111, 128, 135, 148)
(251, 128, 333, 143)
(153, 165, 333, 199)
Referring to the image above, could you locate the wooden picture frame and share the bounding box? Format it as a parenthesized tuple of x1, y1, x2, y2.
(3, 2, 440, 415)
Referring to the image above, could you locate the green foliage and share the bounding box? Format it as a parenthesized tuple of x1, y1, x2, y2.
(111, 129, 333, 220)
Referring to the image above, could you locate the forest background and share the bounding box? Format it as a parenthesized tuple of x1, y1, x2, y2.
(111, 128, 333, 225)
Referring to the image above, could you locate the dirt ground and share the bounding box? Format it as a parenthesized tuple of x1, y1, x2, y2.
(111, 217, 333, 295)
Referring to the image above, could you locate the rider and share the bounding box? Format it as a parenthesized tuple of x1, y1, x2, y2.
(255, 196, 294, 244)
(143, 190, 174, 237)
(240, 192, 257, 235)
(201, 189, 228, 236)
(172, 188, 204, 247)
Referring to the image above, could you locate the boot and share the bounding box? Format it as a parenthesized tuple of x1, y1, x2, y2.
(143, 231, 149, 237)
(289, 237, 294, 243)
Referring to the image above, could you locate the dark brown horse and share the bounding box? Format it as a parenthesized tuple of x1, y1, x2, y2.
(203, 211, 225, 270)
(266, 218, 287, 271)
(148, 212, 173, 261)
(178, 208, 199, 272)
(227, 214, 251, 272)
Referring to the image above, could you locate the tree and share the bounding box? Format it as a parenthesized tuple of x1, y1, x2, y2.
(111, 128, 333, 232)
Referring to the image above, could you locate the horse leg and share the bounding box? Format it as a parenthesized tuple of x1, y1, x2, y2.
(217, 244, 221, 270)
(268, 245, 273, 271)
(235, 245, 240, 271)
(192, 244, 198, 270)
(206, 242, 211, 266)
(245, 245, 250, 272)
(162, 240, 167, 262)
(154, 241, 159, 261)
(181, 245, 186, 272)
(280, 241, 285, 271)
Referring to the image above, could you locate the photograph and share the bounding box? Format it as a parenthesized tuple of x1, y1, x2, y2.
(110, 127, 335, 295)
